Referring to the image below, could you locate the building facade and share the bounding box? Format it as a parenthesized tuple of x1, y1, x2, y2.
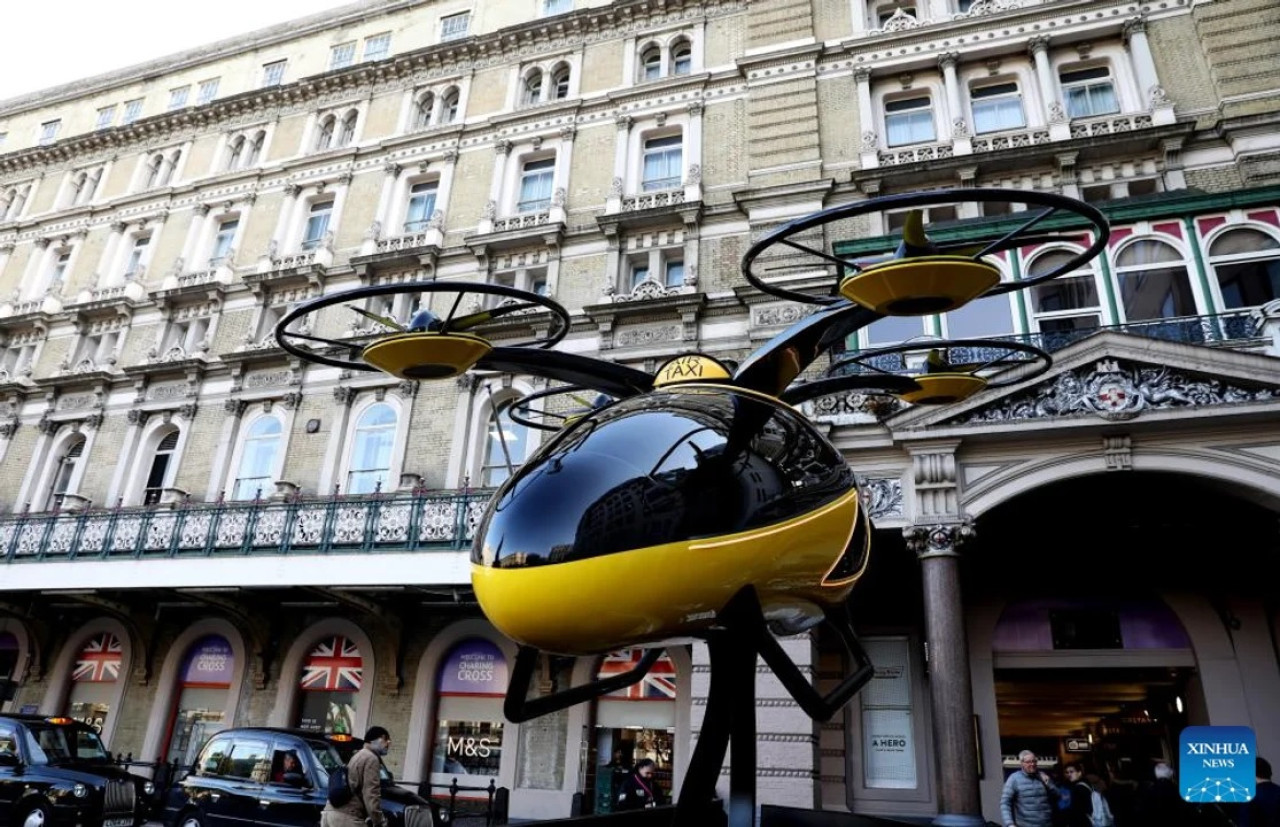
(1, 0, 1278, 823)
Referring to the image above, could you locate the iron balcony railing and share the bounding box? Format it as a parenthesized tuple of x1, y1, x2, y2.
(837, 310, 1264, 372)
(0, 489, 495, 564)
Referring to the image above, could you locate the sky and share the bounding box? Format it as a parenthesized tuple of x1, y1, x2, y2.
(0, 1, 365, 102)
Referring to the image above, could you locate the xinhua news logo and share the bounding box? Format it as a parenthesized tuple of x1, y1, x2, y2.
(1179, 726, 1256, 804)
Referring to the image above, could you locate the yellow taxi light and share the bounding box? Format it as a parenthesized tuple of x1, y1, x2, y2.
(329, 733, 355, 742)
(45, 717, 75, 725)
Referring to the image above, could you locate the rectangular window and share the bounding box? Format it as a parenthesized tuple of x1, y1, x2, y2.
(301, 201, 334, 250)
(664, 259, 685, 287)
(860, 637, 918, 789)
(543, 0, 572, 14)
(122, 99, 144, 125)
(517, 158, 555, 213)
(363, 33, 391, 62)
(1060, 66, 1119, 119)
(885, 97, 934, 146)
(630, 263, 650, 290)
(440, 11, 470, 41)
(38, 120, 61, 146)
(197, 78, 220, 105)
(330, 41, 357, 70)
(0, 133, 6, 148)
(96, 105, 117, 130)
(971, 82, 1025, 133)
(642, 135, 683, 192)
(404, 182, 438, 232)
(261, 60, 288, 88)
(168, 86, 190, 111)
(49, 252, 71, 287)
(124, 237, 150, 278)
(211, 219, 239, 265)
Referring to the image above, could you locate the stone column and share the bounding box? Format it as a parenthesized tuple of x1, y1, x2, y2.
(1123, 16, 1175, 125)
(607, 115, 633, 213)
(268, 184, 301, 257)
(905, 522, 982, 827)
(99, 222, 128, 286)
(478, 139, 511, 234)
(855, 68, 880, 169)
(21, 238, 53, 300)
(425, 149, 458, 248)
(939, 53, 971, 154)
(1027, 36, 1071, 141)
(684, 102, 704, 203)
(374, 162, 402, 234)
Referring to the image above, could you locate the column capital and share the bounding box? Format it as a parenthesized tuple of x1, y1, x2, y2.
(853, 66, 872, 83)
(494, 139, 512, 156)
(687, 100, 704, 116)
(383, 162, 402, 177)
(615, 114, 634, 132)
(284, 183, 302, 198)
(937, 51, 961, 70)
(1026, 34, 1051, 55)
(1122, 14, 1147, 40)
(904, 521, 974, 559)
(559, 125, 577, 141)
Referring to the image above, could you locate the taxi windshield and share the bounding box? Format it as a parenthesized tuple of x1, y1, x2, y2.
(305, 740, 345, 786)
(24, 723, 111, 765)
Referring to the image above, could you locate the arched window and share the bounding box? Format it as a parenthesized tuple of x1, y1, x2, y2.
(1114, 239, 1197, 321)
(415, 92, 435, 129)
(315, 115, 336, 151)
(232, 417, 283, 501)
(441, 88, 460, 124)
(671, 40, 692, 76)
(1210, 227, 1280, 309)
(66, 632, 123, 732)
(167, 635, 235, 764)
(144, 429, 180, 505)
(430, 639, 508, 781)
(640, 44, 662, 82)
(523, 70, 544, 105)
(337, 110, 358, 146)
(347, 404, 396, 494)
(161, 150, 181, 187)
(145, 154, 165, 188)
(551, 64, 571, 99)
(586, 649, 678, 814)
(0, 632, 18, 689)
(296, 635, 362, 733)
(45, 436, 85, 511)
(480, 403, 528, 487)
(246, 131, 265, 166)
(1025, 248, 1103, 344)
(226, 135, 245, 171)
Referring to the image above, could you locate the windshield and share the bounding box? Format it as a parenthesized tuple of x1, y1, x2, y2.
(24, 724, 111, 765)
(305, 740, 344, 786)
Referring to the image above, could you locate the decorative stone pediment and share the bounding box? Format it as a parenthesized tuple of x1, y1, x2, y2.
(890, 332, 1280, 431)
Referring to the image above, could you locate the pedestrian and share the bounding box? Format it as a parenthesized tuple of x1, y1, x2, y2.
(1135, 762, 1195, 827)
(617, 758, 665, 811)
(323, 725, 392, 827)
(1063, 763, 1095, 827)
(1002, 750, 1060, 827)
(1241, 757, 1280, 827)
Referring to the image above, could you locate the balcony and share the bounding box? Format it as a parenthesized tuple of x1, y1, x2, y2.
(0, 488, 494, 564)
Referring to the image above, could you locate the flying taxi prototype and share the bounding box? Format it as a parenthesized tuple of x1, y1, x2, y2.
(277, 188, 1108, 827)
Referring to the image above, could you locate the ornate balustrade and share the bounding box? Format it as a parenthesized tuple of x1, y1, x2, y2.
(0, 489, 494, 563)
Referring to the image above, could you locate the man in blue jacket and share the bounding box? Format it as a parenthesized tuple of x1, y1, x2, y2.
(1002, 751, 1059, 827)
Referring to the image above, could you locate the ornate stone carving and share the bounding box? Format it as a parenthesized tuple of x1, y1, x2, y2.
(126, 409, 149, 426)
(282, 391, 304, 409)
(178, 402, 199, 420)
(860, 477, 904, 520)
(396, 380, 418, 399)
(224, 398, 248, 417)
(937, 52, 960, 69)
(37, 411, 59, 436)
(608, 177, 624, 197)
(861, 130, 879, 150)
(551, 187, 567, 207)
(83, 411, 104, 430)
(616, 115, 633, 132)
(1148, 85, 1170, 108)
(956, 359, 1280, 424)
(903, 521, 974, 559)
(1103, 435, 1132, 471)
(333, 386, 356, 406)
(1026, 35, 1051, 55)
(614, 324, 683, 348)
(952, 118, 970, 138)
(881, 8, 921, 31)
(482, 200, 497, 220)
(753, 303, 815, 328)
(494, 139, 512, 156)
(0, 417, 19, 438)
(853, 67, 872, 84)
(1048, 101, 1067, 123)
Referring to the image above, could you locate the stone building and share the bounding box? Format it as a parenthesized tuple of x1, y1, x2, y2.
(0, 0, 1278, 823)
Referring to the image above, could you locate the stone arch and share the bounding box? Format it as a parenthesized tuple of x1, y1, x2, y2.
(41, 616, 134, 747)
(270, 617, 376, 736)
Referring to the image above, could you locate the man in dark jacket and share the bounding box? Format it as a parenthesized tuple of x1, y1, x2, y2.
(617, 758, 665, 811)
(1002, 751, 1059, 827)
(1063, 763, 1094, 827)
(1241, 757, 1280, 827)
(1136, 761, 1196, 827)
(323, 726, 392, 827)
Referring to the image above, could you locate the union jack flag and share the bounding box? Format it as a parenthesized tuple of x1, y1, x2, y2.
(300, 635, 363, 692)
(598, 649, 677, 700)
(73, 633, 122, 683)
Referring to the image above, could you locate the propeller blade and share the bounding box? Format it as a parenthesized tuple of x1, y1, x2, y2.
(349, 306, 406, 331)
(444, 302, 538, 332)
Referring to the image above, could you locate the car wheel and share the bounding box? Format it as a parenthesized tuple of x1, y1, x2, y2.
(21, 803, 49, 827)
(179, 811, 205, 827)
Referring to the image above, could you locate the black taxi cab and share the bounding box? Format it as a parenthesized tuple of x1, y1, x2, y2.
(0, 714, 153, 827)
(162, 728, 432, 827)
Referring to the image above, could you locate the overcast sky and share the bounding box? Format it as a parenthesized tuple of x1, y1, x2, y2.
(0, 1, 361, 102)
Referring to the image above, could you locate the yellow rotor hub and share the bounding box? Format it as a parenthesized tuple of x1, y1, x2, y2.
(897, 373, 988, 406)
(839, 256, 1001, 315)
(362, 332, 492, 380)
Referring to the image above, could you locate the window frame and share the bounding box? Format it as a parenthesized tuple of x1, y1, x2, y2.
(884, 95, 936, 147)
(404, 181, 440, 233)
(343, 402, 400, 496)
(363, 33, 392, 62)
(95, 106, 117, 131)
(301, 200, 335, 251)
(1058, 64, 1120, 120)
(261, 60, 288, 88)
(1111, 237, 1200, 323)
(516, 156, 556, 214)
(197, 78, 220, 105)
(330, 41, 358, 71)
(440, 11, 471, 42)
(969, 81, 1026, 134)
(230, 414, 286, 502)
(641, 133, 684, 193)
(122, 99, 144, 125)
(1206, 224, 1280, 311)
(38, 120, 61, 146)
(168, 86, 190, 111)
(1023, 246, 1108, 338)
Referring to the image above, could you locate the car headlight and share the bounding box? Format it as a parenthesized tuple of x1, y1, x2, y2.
(73, 783, 88, 798)
(143, 781, 156, 796)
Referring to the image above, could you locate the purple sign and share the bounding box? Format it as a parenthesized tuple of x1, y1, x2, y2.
(437, 639, 508, 696)
(181, 636, 234, 686)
